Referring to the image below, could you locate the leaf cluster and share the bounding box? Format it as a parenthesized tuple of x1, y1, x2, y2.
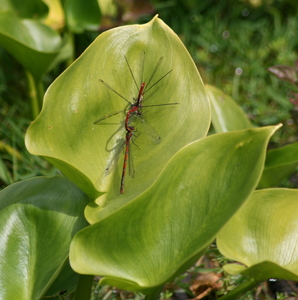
(1, 1, 298, 300)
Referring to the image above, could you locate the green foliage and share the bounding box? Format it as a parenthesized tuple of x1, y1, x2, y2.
(0, 175, 89, 299)
(206, 84, 298, 189)
(153, 0, 298, 143)
(0, 0, 102, 119)
(0, 100, 57, 187)
(206, 84, 253, 132)
(0, 0, 49, 19)
(70, 125, 278, 296)
(1, 1, 298, 299)
(259, 142, 298, 188)
(26, 16, 210, 200)
(64, 0, 101, 33)
(0, 10, 68, 79)
(217, 189, 298, 299)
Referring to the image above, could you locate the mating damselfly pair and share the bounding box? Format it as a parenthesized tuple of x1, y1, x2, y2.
(94, 52, 178, 193)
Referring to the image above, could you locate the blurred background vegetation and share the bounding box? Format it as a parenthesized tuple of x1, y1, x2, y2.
(1, 0, 298, 298)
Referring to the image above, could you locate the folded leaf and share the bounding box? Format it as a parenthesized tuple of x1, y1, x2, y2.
(26, 16, 210, 200)
(217, 188, 298, 281)
(205, 84, 252, 133)
(70, 126, 279, 296)
(0, 10, 71, 79)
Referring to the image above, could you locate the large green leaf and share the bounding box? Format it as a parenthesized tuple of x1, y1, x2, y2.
(0, 10, 71, 79)
(205, 84, 252, 133)
(70, 126, 279, 296)
(0, 175, 89, 300)
(64, 0, 101, 33)
(217, 188, 298, 299)
(0, 0, 48, 19)
(26, 16, 210, 200)
(258, 142, 298, 188)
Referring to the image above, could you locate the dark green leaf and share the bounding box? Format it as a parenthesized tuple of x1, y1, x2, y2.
(0, 10, 72, 79)
(64, 0, 101, 33)
(259, 142, 298, 188)
(0, 175, 89, 300)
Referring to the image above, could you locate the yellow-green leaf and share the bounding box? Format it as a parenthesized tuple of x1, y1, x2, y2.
(217, 188, 298, 282)
(26, 16, 210, 200)
(206, 84, 252, 133)
(70, 126, 279, 294)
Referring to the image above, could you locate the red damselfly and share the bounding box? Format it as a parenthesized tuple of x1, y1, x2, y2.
(120, 125, 136, 193)
(104, 124, 137, 194)
(94, 54, 178, 130)
(95, 53, 178, 193)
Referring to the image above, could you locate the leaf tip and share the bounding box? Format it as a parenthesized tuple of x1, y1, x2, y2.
(273, 123, 283, 133)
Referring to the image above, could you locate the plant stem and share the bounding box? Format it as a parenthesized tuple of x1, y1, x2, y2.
(25, 71, 44, 119)
(66, 31, 75, 67)
(143, 286, 163, 300)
